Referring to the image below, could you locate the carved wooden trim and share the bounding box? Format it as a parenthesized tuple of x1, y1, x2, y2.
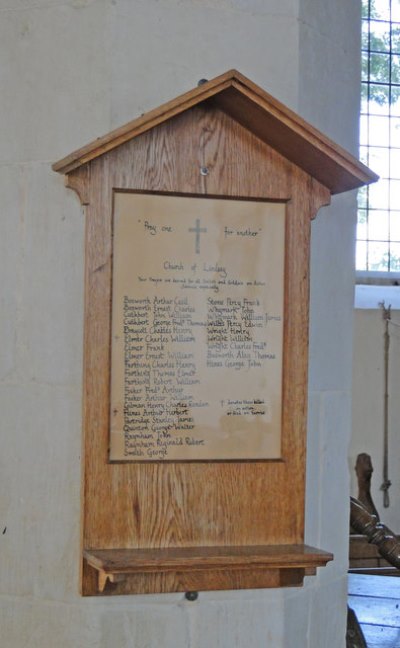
(350, 497, 400, 569)
(53, 70, 378, 194)
(355, 453, 380, 520)
(65, 166, 90, 206)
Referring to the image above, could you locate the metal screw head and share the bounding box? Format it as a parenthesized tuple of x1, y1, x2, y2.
(200, 167, 209, 176)
(198, 79, 208, 86)
(185, 591, 199, 601)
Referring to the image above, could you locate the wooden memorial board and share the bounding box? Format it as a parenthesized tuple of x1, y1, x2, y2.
(52, 70, 377, 596)
(110, 192, 285, 462)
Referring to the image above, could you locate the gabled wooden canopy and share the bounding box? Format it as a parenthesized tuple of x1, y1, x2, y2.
(53, 70, 377, 195)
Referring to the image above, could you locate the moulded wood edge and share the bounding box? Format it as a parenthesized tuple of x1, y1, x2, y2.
(52, 75, 235, 174)
(83, 544, 333, 574)
(52, 69, 378, 195)
(83, 544, 333, 594)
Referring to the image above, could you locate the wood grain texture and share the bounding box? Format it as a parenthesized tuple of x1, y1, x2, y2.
(349, 534, 400, 572)
(349, 535, 398, 568)
(65, 166, 90, 205)
(350, 497, 400, 569)
(350, 536, 383, 559)
(82, 545, 332, 595)
(84, 562, 307, 595)
(350, 567, 399, 575)
(355, 453, 380, 520)
(52, 70, 378, 194)
(60, 103, 335, 596)
(84, 544, 333, 573)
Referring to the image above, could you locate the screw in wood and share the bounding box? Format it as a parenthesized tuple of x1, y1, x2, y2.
(200, 167, 209, 176)
(185, 591, 199, 601)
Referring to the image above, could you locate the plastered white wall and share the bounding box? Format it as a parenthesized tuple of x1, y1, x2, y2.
(298, 1, 361, 645)
(351, 307, 400, 532)
(0, 1, 359, 646)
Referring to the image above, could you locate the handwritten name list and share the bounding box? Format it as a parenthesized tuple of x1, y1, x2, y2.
(110, 193, 285, 461)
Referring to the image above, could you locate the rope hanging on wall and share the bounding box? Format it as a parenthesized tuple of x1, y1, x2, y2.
(379, 301, 392, 508)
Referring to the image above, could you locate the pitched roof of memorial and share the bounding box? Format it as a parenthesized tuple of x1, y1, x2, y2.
(52, 69, 378, 194)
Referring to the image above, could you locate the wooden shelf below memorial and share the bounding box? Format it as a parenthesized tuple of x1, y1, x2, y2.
(83, 544, 333, 595)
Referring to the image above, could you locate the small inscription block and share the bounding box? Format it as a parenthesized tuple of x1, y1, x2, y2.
(109, 192, 285, 461)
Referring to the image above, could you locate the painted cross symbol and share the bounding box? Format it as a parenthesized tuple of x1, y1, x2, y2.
(189, 218, 207, 254)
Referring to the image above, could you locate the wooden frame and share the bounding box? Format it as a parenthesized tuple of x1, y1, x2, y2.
(53, 71, 377, 596)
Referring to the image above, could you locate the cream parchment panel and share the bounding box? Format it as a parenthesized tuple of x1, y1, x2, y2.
(110, 192, 285, 461)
